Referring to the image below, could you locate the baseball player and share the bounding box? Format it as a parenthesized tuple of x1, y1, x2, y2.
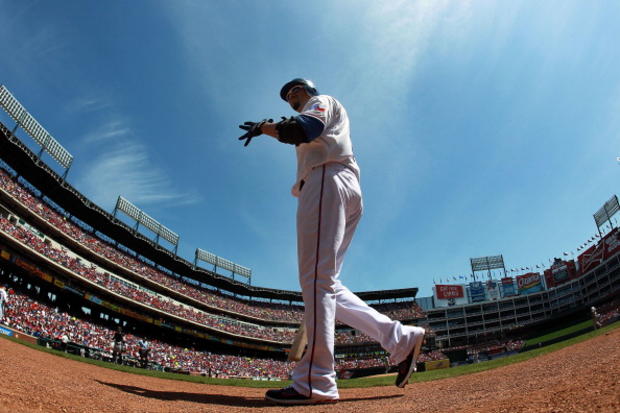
(0, 286, 8, 322)
(238, 78, 425, 405)
(112, 326, 124, 364)
(138, 338, 150, 368)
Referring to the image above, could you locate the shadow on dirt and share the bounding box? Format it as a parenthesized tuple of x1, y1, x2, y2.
(96, 380, 403, 407)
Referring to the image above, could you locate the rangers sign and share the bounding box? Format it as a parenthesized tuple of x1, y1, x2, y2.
(436, 284, 465, 299)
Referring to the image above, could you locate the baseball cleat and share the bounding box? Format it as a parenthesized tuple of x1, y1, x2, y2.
(264, 387, 338, 406)
(395, 327, 425, 388)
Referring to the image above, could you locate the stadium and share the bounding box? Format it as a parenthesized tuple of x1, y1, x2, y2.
(0, 80, 619, 412)
(2, 2, 620, 411)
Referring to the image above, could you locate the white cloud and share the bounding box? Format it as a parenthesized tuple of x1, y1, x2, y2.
(160, 0, 475, 248)
(81, 118, 132, 144)
(75, 115, 200, 211)
(65, 96, 113, 115)
(78, 139, 201, 209)
(335, 1, 473, 106)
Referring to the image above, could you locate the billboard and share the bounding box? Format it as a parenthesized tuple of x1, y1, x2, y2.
(501, 277, 516, 297)
(486, 280, 500, 300)
(552, 263, 569, 283)
(577, 244, 605, 276)
(469, 282, 486, 303)
(545, 259, 578, 288)
(436, 285, 464, 299)
(425, 359, 450, 371)
(603, 228, 620, 258)
(517, 273, 543, 294)
(434, 284, 468, 307)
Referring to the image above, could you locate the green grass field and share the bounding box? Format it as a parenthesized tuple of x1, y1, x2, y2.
(2, 320, 618, 389)
(524, 319, 593, 346)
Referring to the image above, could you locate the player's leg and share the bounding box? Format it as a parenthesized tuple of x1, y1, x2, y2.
(335, 283, 424, 364)
(289, 164, 350, 402)
(330, 170, 424, 366)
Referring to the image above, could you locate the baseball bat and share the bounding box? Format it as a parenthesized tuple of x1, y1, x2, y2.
(287, 318, 307, 362)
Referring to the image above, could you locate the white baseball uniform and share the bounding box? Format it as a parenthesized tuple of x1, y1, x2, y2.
(0, 287, 8, 321)
(289, 95, 423, 401)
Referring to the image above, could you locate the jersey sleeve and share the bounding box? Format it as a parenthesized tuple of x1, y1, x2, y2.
(300, 95, 331, 129)
(295, 114, 325, 141)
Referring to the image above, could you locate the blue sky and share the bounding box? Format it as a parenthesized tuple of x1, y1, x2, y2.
(1, 1, 619, 298)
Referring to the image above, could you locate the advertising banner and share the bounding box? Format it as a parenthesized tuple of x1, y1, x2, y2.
(552, 263, 569, 283)
(436, 285, 464, 299)
(469, 282, 486, 303)
(517, 273, 542, 294)
(434, 285, 468, 307)
(14, 258, 53, 283)
(545, 259, 578, 287)
(64, 286, 83, 297)
(1, 249, 10, 260)
(577, 244, 604, 276)
(603, 228, 620, 258)
(425, 359, 450, 371)
(486, 280, 499, 300)
(0, 325, 14, 337)
(501, 277, 516, 297)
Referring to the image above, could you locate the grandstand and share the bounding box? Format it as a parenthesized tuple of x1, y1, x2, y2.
(0, 116, 425, 368)
(0, 87, 619, 378)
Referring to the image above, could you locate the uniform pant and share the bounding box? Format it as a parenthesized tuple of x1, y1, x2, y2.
(291, 163, 420, 400)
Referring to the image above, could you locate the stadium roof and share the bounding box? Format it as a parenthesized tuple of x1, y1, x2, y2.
(0, 122, 418, 302)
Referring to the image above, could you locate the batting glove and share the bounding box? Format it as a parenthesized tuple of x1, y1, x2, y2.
(238, 119, 273, 147)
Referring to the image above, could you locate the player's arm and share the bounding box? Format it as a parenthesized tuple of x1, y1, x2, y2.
(238, 115, 324, 146)
(262, 115, 324, 144)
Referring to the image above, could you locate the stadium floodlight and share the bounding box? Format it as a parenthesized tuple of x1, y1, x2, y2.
(218, 257, 235, 273)
(594, 195, 619, 235)
(44, 137, 73, 170)
(196, 248, 218, 266)
(0, 85, 74, 171)
(113, 195, 179, 253)
(234, 264, 252, 279)
(470, 255, 506, 281)
(140, 212, 161, 235)
(195, 248, 252, 283)
(115, 196, 142, 221)
(158, 225, 179, 246)
(0, 85, 26, 127)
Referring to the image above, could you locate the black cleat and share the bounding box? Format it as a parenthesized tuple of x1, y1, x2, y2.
(395, 327, 425, 388)
(265, 387, 338, 406)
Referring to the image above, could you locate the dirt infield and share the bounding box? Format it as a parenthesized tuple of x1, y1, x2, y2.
(0, 328, 618, 413)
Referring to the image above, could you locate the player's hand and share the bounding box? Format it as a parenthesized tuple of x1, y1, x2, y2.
(238, 119, 273, 147)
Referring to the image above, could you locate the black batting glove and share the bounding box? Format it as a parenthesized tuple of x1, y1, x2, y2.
(238, 119, 273, 147)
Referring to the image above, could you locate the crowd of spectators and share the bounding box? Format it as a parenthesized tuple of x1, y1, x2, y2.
(0, 168, 425, 324)
(0, 217, 298, 343)
(0, 217, 420, 346)
(464, 339, 525, 355)
(0, 287, 439, 378)
(2, 289, 292, 378)
(336, 348, 448, 371)
(593, 299, 620, 327)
